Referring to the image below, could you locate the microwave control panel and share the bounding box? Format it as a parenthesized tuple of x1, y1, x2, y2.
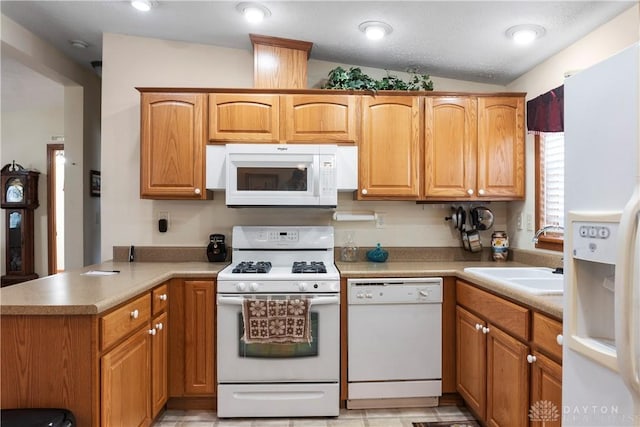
(572, 221, 618, 264)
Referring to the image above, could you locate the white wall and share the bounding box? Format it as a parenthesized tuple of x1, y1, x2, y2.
(1, 14, 102, 273)
(0, 107, 64, 277)
(101, 33, 507, 260)
(505, 4, 639, 251)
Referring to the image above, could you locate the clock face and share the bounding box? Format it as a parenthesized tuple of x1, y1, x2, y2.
(6, 179, 24, 203)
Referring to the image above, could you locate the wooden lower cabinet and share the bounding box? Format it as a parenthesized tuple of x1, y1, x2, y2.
(530, 351, 562, 427)
(184, 280, 216, 394)
(151, 311, 169, 418)
(456, 306, 487, 418)
(485, 322, 529, 427)
(456, 305, 529, 427)
(456, 281, 563, 427)
(168, 278, 216, 409)
(101, 327, 152, 427)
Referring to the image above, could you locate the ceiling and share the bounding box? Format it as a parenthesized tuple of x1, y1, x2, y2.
(0, 1, 636, 86)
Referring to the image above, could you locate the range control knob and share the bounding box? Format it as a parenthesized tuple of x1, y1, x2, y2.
(249, 282, 259, 291)
(298, 282, 308, 291)
(236, 282, 247, 291)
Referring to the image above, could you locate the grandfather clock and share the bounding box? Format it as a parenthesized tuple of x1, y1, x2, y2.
(1, 161, 40, 286)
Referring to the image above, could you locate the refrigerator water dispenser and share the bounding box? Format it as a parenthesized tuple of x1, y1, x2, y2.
(566, 211, 622, 372)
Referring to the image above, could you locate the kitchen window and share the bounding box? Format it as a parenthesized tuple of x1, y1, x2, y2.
(535, 132, 564, 251)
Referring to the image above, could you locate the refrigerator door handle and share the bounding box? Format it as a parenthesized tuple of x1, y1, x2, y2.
(615, 184, 640, 409)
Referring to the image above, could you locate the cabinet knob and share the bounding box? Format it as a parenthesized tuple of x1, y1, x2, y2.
(361, 189, 368, 195)
(482, 326, 490, 334)
(194, 188, 201, 195)
(159, 294, 167, 301)
(475, 323, 483, 331)
(478, 189, 486, 196)
(527, 354, 537, 363)
(130, 309, 139, 319)
(148, 328, 156, 336)
(467, 189, 474, 196)
(155, 322, 164, 330)
(556, 334, 563, 346)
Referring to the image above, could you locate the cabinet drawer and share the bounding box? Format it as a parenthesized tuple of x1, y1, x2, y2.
(532, 312, 563, 362)
(456, 280, 529, 341)
(152, 283, 169, 316)
(101, 294, 151, 351)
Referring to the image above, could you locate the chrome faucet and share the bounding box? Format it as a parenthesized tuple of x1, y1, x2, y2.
(533, 225, 564, 244)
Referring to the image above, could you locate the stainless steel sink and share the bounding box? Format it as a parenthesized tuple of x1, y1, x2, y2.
(463, 267, 564, 295)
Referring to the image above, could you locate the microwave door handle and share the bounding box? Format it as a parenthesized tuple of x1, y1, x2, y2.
(312, 158, 320, 197)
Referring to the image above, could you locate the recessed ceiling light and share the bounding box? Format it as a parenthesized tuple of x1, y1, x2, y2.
(236, 2, 271, 23)
(69, 39, 89, 49)
(131, 0, 155, 12)
(506, 24, 546, 45)
(359, 21, 393, 41)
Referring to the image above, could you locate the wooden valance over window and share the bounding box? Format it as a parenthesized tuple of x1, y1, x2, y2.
(527, 85, 564, 134)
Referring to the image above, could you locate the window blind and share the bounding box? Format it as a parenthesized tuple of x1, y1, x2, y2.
(540, 133, 564, 228)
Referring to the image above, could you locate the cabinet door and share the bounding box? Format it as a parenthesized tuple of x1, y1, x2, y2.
(476, 96, 525, 199)
(530, 351, 562, 427)
(282, 95, 358, 143)
(456, 306, 486, 419)
(151, 311, 168, 419)
(101, 327, 152, 427)
(140, 93, 207, 199)
(486, 323, 529, 427)
(424, 97, 477, 199)
(359, 96, 421, 199)
(184, 280, 215, 395)
(209, 94, 280, 143)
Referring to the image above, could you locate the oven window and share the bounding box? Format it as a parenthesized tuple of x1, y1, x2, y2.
(237, 312, 319, 358)
(237, 167, 308, 192)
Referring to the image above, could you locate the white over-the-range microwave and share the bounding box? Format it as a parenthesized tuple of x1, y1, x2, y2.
(206, 144, 358, 207)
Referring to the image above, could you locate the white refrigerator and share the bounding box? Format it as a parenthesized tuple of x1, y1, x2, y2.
(563, 42, 640, 426)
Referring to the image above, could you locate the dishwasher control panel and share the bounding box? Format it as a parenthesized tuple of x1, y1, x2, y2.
(347, 278, 442, 304)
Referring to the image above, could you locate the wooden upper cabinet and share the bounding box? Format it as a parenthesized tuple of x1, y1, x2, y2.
(477, 96, 525, 199)
(359, 96, 421, 199)
(424, 97, 477, 199)
(282, 95, 358, 144)
(424, 95, 524, 201)
(140, 92, 207, 199)
(209, 94, 280, 143)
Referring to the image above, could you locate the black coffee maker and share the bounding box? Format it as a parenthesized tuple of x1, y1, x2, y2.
(207, 234, 227, 262)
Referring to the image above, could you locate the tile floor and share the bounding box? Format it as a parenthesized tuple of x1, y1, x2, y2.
(153, 406, 477, 427)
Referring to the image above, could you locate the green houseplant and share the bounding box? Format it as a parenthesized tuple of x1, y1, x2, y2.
(323, 66, 434, 91)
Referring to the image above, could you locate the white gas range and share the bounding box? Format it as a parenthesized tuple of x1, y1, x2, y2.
(216, 226, 340, 418)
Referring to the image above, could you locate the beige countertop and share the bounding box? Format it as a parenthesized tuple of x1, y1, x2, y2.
(337, 261, 563, 320)
(1, 259, 563, 320)
(0, 261, 227, 315)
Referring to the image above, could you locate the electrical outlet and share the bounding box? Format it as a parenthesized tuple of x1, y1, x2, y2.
(526, 213, 534, 231)
(375, 213, 386, 229)
(516, 212, 523, 231)
(158, 211, 169, 232)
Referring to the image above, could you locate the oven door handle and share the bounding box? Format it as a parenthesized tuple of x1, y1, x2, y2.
(216, 295, 340, 306)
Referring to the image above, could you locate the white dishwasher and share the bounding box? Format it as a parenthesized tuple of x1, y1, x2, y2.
(347, 277, 442, 409)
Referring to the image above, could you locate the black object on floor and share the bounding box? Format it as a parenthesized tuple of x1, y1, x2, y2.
(1, 408, 76, 427)
(412, 421, 480, 427)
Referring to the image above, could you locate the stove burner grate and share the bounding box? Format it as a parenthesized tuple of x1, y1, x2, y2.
(232, 261, 272, 274)
(292, 261, 327, 274)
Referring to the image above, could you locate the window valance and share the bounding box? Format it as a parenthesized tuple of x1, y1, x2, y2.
(527, 85, 564, 134)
